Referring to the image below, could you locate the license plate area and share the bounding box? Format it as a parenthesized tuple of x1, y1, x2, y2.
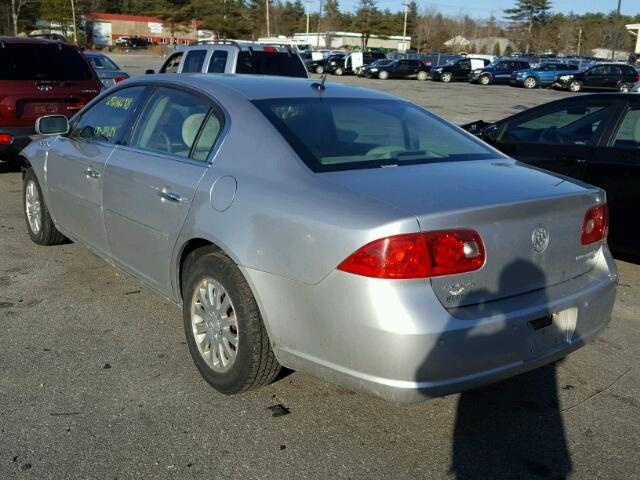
(525, 308, 578, 359)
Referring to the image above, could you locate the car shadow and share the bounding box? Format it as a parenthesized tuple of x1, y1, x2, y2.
(417, 259, 574, 479)
(0, 159, 23, 174)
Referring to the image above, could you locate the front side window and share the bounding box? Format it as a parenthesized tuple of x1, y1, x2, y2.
(611, 106, 640, 150)
(160, 53, 183, 73)
(457, 59, 470, 69)
(182, 50, 207, 73)
(254, 98, 497, 172)
(498, 102, 613, 146)
(71, 86, 146, 143)
(129, 87, 210, 157)
(207, 50, 229, 73)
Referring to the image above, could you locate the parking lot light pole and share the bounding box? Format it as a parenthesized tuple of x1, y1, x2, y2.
(402, 1, 408, 52)
(70, 0, 77, 44)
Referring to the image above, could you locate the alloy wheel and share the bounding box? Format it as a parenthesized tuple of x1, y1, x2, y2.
(25, 180, 42, 235)
(190, 277, 239, 373)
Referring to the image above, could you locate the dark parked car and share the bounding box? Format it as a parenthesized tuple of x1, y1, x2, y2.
(553, 63, 639, 92)
(304, 53, 345, 74)
(85, 52, 129, 88)
(462, 93, 640, 256)
(363, 59, 430, 80)
(0, 37, 102, 161)
(430, 57, 491, 82)
(330, 51, 386, 76)
(469, 59, 531, 85)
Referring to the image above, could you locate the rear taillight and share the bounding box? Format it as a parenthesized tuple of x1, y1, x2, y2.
(114, 76, 127, 83)
(635, 74, 640, 82)
(263, 46, 278, 52)
(0, 133, 13, 144)
(581, 204, 608, 245)
(337, 229, 485, 279)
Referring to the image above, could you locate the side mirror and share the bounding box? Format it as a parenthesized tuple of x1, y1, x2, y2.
(145, 69, 155, 74)
(482, 124, 499, 143)
(35, 115, 69, 135)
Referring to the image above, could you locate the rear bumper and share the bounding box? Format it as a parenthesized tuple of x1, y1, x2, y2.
(0, 126, 35, 158)
(243, 246, 618, 404)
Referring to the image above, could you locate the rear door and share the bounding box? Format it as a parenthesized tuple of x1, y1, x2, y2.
(490, 97, 622, 179)
(181, 49, 208, 73)
(102, 86, 224, 295)
(46, 86, 147, 254)
(584, 97, 640, 254)
(0, 42, 101, 128)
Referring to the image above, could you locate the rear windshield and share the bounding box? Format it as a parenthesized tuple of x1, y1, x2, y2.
(253, 98, 497, 172)
(0, 43, 94, 81)
(236, 51, 307, 78)
(88, 54, 118, 70)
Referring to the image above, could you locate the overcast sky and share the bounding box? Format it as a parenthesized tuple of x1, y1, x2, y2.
(329, 0, 637, 17)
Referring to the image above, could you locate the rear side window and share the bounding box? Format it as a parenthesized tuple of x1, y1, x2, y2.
(182, 50, 207, 73)
(236, 51, 307, 78)
(160, 53, 183, 73)
(71, 86, 146, 144)
(129, 87, 211, 158)
(253, 98, 496, 172)
(207, 50, 228, 73)
(0, 43, 93, 81)
(611, 106, 640, 150)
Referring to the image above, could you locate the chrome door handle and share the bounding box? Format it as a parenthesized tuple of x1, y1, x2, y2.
(85, 168, 101, 179)
(157, 190, 182, 203)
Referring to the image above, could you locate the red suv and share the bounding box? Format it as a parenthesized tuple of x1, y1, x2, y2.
(0, 37, 103, 161)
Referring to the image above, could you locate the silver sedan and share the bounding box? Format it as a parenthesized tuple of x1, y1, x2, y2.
(20, 74, 618, 403)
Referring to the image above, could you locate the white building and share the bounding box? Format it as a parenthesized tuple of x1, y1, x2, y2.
(292, 32, 410, 51)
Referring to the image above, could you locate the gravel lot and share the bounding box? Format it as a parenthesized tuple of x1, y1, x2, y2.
(0, 52, 638, 479)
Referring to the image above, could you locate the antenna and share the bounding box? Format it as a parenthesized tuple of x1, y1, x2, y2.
(310, 74, 327, 91)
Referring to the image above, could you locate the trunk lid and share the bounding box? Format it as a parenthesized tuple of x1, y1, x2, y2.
(323, 159, 605, 308)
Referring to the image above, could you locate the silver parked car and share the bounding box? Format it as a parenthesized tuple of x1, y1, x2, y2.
(20, 74, 618, 403)
(84, 52, 130, 88)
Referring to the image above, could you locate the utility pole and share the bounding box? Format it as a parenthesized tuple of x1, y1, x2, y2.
(70, 0, 77, 44)
(316, 0, 323, 48)
(266, 0, 270, 37)
(612, 0, 622, 59)
(306, 0, 311, 44)
(577, 27, 582, 56)
(402, 1, 409, 52)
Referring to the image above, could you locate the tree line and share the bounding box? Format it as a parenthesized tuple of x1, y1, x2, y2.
(1, 0, 639, 55)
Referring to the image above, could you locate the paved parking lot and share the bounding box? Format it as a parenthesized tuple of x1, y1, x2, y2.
(1, 52, 639, 479)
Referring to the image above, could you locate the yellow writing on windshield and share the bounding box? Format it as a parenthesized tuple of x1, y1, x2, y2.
(106, 96, 135, 110)
(95, 125, 118, 139)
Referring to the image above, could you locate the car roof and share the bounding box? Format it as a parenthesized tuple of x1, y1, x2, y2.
(0, 36, 79, 48)
(127, 73, 399, 101)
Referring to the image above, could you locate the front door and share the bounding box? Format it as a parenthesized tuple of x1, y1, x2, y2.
(490, 98, 622, 180)
(45, 86, 147, 254)
(584, 100, 640, 255)
(453, 59, 471, 80)
(102, 86, 224, 295)
(583, 65, 607, 89)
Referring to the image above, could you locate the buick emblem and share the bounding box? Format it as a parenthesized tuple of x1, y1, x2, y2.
(531, 225, 549, 254)
(37, 84, 52, 92)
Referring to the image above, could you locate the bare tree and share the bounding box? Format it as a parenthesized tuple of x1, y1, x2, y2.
(9, 0, 35, 35)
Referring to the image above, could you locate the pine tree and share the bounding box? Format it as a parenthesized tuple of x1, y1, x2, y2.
(504, 0, 551, 53)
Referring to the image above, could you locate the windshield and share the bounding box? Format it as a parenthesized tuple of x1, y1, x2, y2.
(88, 54, 119, 70)
(253, 98, 497, 172)
(0, 43, 93, 81)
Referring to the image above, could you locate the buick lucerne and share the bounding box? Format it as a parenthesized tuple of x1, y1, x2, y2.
(20, 75, 618, 403)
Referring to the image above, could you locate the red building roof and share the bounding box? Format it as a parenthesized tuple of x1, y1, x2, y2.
(87, 13, 166, 23)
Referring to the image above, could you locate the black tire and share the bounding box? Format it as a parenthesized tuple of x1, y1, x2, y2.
(523, 76, 538, 89)
(618, 83, 631, 93)
(315, 65, 324, 74)
(182, 248, 281, 394)
(23, 168, 67, 246)
(440, 72, 452, 83)
(378, 70, 389, 80)
(417, 71, 428, 81)
(333, 67, 343, 76)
